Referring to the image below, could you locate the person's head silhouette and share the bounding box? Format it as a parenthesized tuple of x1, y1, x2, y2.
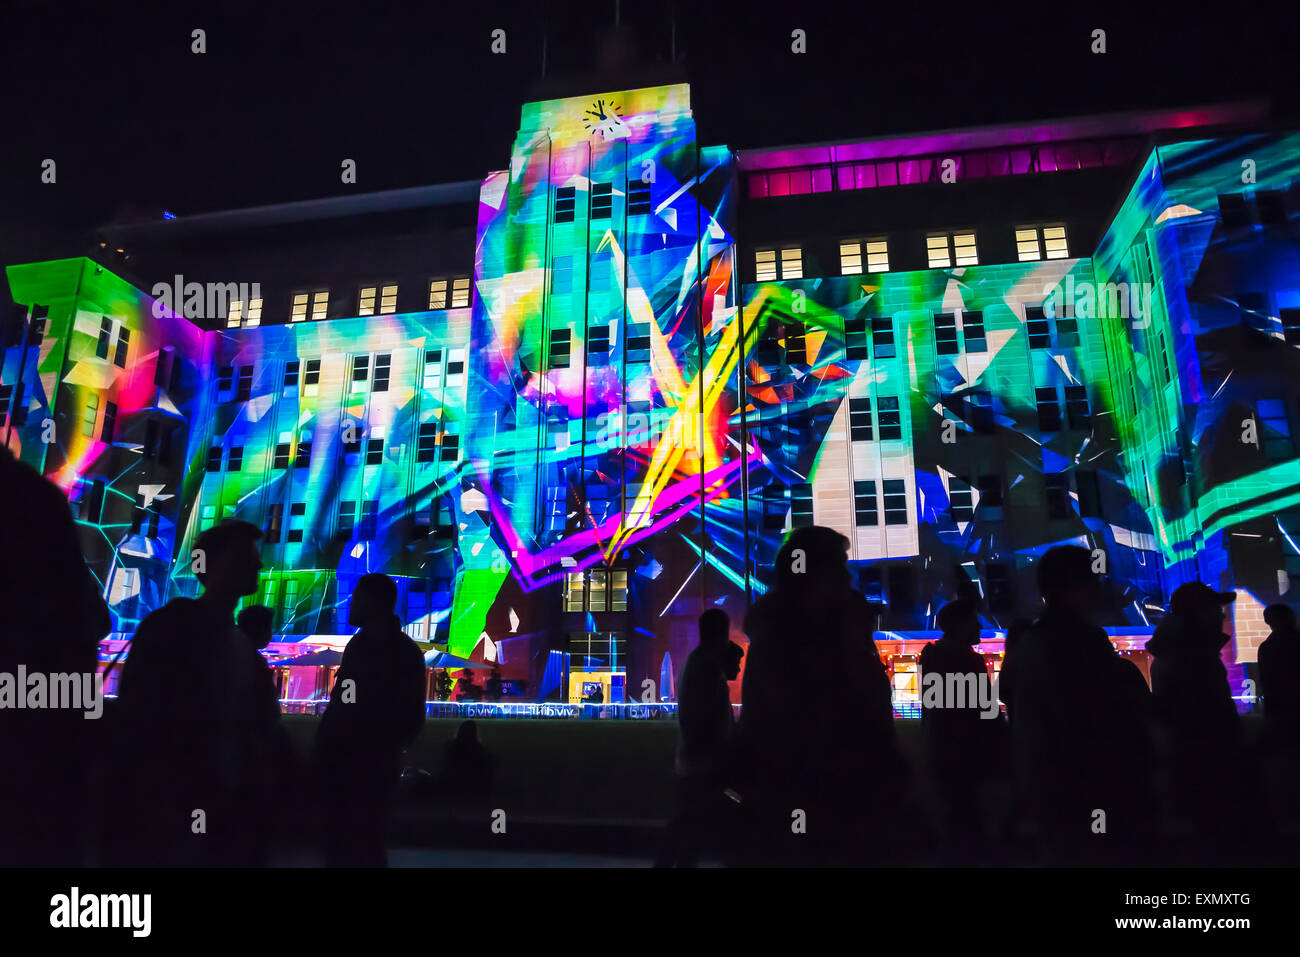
(237, 604, 275, 650)
(698, 608, 730, 651)
(349, 573, 398, 630)
(456, 720, 479, 745)
(1036, 545, 1098, 617)
(193, 520, 264, 612)
(774, 525, 852, 606)
(937, 598, 980, 646)
(723, 641, 745, 680)
(1264, 603, 1297, 635)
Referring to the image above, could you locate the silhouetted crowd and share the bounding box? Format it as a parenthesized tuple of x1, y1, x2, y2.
(659, 526, 1300, 867)
(5, 443, 1300, 868)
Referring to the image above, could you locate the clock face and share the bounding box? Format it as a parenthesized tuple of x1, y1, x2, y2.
(582, 99, 630, 140)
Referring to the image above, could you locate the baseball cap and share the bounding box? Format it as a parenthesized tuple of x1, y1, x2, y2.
(1170, 581, 1236, 616)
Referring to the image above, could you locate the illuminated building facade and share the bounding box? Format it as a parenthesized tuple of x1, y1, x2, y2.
(3, 83, 1298, 702)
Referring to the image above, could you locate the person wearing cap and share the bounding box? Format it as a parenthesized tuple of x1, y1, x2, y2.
(1147, 582, 1240, 743)
(919, 598, 995, 855)
(1012, 545, 1152, 865)
(1146, 582, 1246, 844)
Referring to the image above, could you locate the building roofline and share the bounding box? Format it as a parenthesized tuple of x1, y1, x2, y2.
(735, 101, 1271, 171)
(97, 179, 482, 241)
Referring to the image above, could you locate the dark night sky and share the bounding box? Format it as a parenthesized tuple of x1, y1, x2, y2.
(2, 0, 1296, 258)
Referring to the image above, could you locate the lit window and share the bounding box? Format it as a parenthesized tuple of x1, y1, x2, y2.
(82, 395, 99, 437)
(1043, 225, 1068, 259)
(840, 241, 863, 275)
(227, 300, 242, 328)
(311, 290, 328, 321)
(429, 280, 447, 310)
(865, 238, 889, 272)
(379, 285, 398, 314)
(928, 231, 978, 268)
(359, 287, 376, 316)
(755, 249, 777, 282)
(780, 247, 802, 279)
(450, 277, 471, 307)
(291, 293, 309, 322)
(1017, 224, 1069, 262)
(246, 298, 263, 326)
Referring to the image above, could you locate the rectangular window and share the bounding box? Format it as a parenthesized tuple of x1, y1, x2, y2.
(245, 298, 263, 326)
(1046, 473, 1071, 519)
(1283, 308, 1300, 347)
(845, 317, 869, 360)
(101, 401, 117, 443)
(359, 500, 379, 540)
(366, 437, 384, 466)
(591, 183, 613, 219)
(587, 325, 611, 365)
(358, 287, 376, 317)
(338, 501, 356, 539)
(853, 480, 878, 526)
(439, 432, 459, 463)
(840, 240, 862, 275)
(949, 476, 973, 522)
(1065, 385, 1090, 429)
(446, 348, 465, 376)
(114, 328, 131, 368)
(287, 502, 306, 543)
(423, 350, 443, 390)
(226, 300, 243, 328)
(552, 256, 573, 295)
(589, 258, 612, 292)
(311, 290, 329, 322)
(549, 328, 571, 369)
(790, 483, 814, 528)
(934, 313, 959, 355)
(97, 317, 113, 359)
(978, 475, 1003, 520)
(283, 360, 300, 391)
(428, 280, 448, 310)
(217, 365, 234, 393)
(882, 479, 908, 525)
(877, 396, 902, 440)
(303, 359, 321, 397)
(1076, 469, 1102, 517)
(351, 355, 370, 390)
(450, 277, 471, 308)
(372, 353, 391, 392)
(295, 438, 312, 469)
(227, 446, 243, 472)
(1054, 312, 1080, 347)
(780, 247, 803, 280)
(266, 503, 284, 543)
(1260, 398, 1294, 461)
(1016, 225, 1068, 262)
(417, 422, 439, 462)
(872, 317, 896, 359)
(962, 311, 987, 353)
(554, 185, 577, 223)
(379, 285, 398, 315)
(1026, 307, 1051, 349)
(236, 366, 253, 402)
(849, 397, 873, 441)
(1036, 387, 1062, 431)
(273, 443, 291, 469)
(291, 293, 310, 322)
(865, 238, 889, 273)
(755, 249, 777, 282)
(206, 446, 223, 472)
(627, 179, 652, 215)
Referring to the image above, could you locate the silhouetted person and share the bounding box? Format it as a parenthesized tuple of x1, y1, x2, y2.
(315, 573, 426, 866)
(439, 720, 495, 806)
(434, 669, 453, 702)
(486, 666, 504, 702)
(0, 449, 111, 867)
(920, 598, 996, 854)
(738, 526, 901, 865)
(995, 618, 1034, 726)
(236, 603, 291, 865)
(1147, 582, 1247, 853)
(1259, 604, 1300, 741)
(1013, 545, 1152, 865)
(656, 609, 737, 867)
(106, 520, 276, 866)
(457, 671, 482, 702)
